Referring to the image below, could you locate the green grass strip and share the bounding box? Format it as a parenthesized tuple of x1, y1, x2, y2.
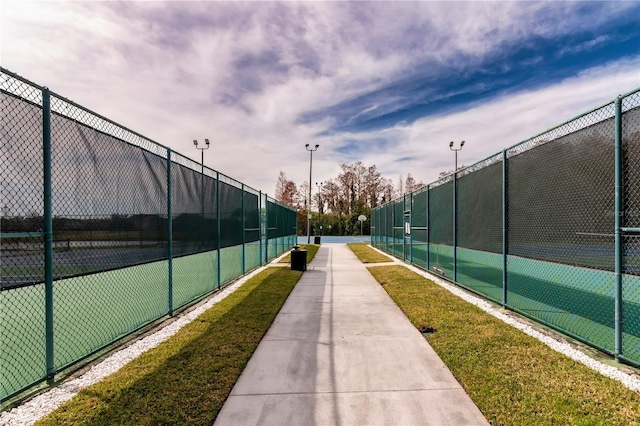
(36, 267, 302, 426)
(367, 265, 640, 426)
(278, 243, 319, 264)
(347, 243, 393, 263)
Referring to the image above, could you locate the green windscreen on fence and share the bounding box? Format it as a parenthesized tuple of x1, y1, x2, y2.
(410, 188, 427, 269)
(393, 198, 403, 258)
(371, 87, 640, 367)
(456, 154, 503, 301)
(0, 67, 297, 404)
(172, 157, 217, 257)
(507, 103, 616, 353)
(1, 79, 48, 400)
(429, 179, 453, 278)
(622, 94, 640, 364)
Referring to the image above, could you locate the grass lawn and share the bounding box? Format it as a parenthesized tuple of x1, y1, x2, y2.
(347, 242, 394, 263)
(278, 243, 319, 264)
(36, 267, 302, 426)
(367, 265, 640, 425)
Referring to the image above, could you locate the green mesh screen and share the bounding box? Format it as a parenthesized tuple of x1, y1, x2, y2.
(53, 262, 168, 370)
(387, 203, 393, 253)
(265, 198, 294, 261)
(622, 95, 640, 363)
(393, 199, 403, 257)
(50, 100, 170, 277)
(171, 154, 217, 257)
(172, 250, 217, 309)
(219, 176, 244, 248)
(1, 81, 45, 289)
(404, 194, 412, 262)
(220, 246, 244, 285)
(266, 197, 290, 260)
(379, 204, 386, 251)
(507, 102, 616, 352)
(410, 188, 428, 269)
(456, 154, 503, 300)
(429, 180, 454, 278)
(0, 286, 46, 402)
(48, 94, 167, 372)
(373, 206, 382, 247)
(1, 73, 47, 399)
(0, 67, 296, 403)
(244, 188, 261, 272)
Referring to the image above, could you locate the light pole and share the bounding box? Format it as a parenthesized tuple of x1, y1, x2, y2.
(316, 181, 323, 236)
(305, 144, 319, 244)
(449, 140, 465, 173)
(194, 139, 210, 216)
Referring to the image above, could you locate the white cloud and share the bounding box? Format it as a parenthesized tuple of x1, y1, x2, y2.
(369, 58, 640, 185)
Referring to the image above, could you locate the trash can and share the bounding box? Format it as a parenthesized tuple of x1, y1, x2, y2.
(314, 236, 321, 244)
(290, 246, 307, 271)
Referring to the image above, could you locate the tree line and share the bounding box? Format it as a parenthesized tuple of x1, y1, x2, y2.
(275, 161, 425, 236)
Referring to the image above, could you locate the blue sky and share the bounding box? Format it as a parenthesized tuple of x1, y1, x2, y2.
(1, 1, 639, 194)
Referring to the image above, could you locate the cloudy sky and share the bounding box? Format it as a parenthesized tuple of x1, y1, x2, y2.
(2, 1, 639, 196)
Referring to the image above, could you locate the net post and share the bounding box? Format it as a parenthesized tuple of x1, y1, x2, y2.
(614, 96, 623, 359)
(502, 149, 508, 306)
(167, 148, 173, 316)
(43, 87, 55, 381)
(216, 172, 221, 289)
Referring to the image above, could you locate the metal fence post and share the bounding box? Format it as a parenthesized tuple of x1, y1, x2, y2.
(242, 184, 246, 274)
(614, 96, 623, 359)
(502, 149, 508, 306)
(453, 172, 457, 282)
(259, 191, 263, 265)
(216, 172, 221, 289)
(167, 148, 173, 315)
(384, 204, 388, 252)
(409, 193, 413, 263)
(402, 194, 406, 260)
(392, 201, 395, 254)
(427, 185, 430, 270)
(264, 195, 269, 263)
(43, 87, 55, 381)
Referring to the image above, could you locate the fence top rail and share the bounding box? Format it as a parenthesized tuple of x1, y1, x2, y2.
(620, 86, 640, 99)
(501, 89, 640, 154)
(265, 196, 292, 210)
(457, 152, 504, 179)
(52, 91, 168, 157)
(1, 67, 44, 91)
(429, 174, 453, 190)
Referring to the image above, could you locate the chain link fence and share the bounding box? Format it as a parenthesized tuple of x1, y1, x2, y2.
(371, 87, 640, 367)
(0, 68, 297, 404)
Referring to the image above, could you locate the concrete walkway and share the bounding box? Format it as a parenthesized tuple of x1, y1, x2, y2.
(214, 244, 488, 425)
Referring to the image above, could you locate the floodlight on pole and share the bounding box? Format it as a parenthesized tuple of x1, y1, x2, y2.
(194, 138, 211, 216)
(449, 140, 465, 173)
(305, 143, 319, 244)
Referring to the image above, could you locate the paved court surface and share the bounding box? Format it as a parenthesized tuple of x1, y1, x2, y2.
(214, 244, 489, 425)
